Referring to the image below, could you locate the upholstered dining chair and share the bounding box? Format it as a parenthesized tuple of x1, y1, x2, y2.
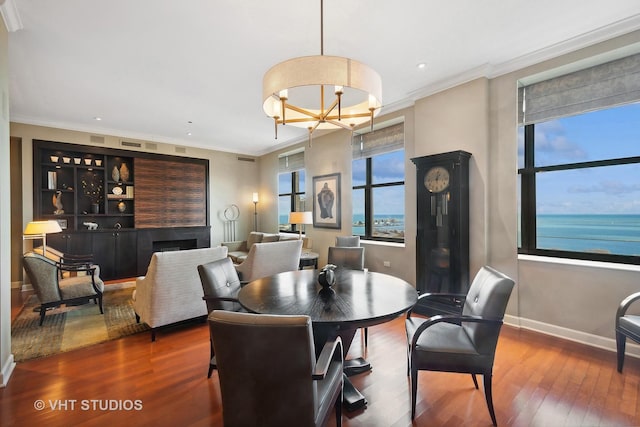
(616, 291, 640, 373)
(198, 257, 247, 378)
(209, 310, 344, 427)
(335, 235, 360, 248)
(22, 251, 104, 326)
(405, 266, 515, 425)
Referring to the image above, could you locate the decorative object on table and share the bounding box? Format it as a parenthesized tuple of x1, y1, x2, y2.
(83, 222, 98, 230)
(112, 165, 120, 181)
(118, 201, 127, 213)
(313, 173, 341, 229)
(52, 190, 64, 214)
(47, 171, 57, 190)
(119, 162, 130, 181)
(318, 264, 337, 289)
(112, 186, 123, 196)
(289, 211, 313, 239)
(81, 171, 104, 211)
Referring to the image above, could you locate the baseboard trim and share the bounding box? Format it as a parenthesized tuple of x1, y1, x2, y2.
(0, 354, 16, 388)
(10, 281, 21, 289)
(504, 314, 640, 360)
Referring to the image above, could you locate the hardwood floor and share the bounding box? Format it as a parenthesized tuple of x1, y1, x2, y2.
(3, 288, 640, 426)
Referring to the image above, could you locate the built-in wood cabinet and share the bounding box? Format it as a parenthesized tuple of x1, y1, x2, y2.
(33, 139, 211, 280)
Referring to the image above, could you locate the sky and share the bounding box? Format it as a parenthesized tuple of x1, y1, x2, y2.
(518, 102, 640, 215)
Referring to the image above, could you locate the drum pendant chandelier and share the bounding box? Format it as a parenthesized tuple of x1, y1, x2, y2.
(262, 0, 382, 143)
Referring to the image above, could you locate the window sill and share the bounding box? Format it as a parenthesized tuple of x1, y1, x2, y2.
(518, 254, 640, 273)
(361, 239, 405, 249)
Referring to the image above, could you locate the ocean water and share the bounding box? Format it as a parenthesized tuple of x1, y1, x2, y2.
(537, 214, 640, 256)
(279, 213, 405, 237)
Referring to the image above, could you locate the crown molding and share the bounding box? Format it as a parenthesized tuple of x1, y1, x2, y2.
(0, 0, 23, 32)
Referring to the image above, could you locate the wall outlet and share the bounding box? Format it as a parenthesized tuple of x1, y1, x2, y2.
(383, 261, 391, 267)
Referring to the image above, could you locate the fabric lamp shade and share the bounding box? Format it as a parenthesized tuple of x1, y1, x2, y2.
(24, 220, 62, 236)
(289, 211, 313, 225)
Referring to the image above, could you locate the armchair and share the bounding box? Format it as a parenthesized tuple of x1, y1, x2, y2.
(616, 291, 640, 372)
(209, 310, 344, 427)
(198, 257, 247, 378)
(22, 251, 104, 326)
(405, 266, 514, 425)
(234, 239, 303, 283)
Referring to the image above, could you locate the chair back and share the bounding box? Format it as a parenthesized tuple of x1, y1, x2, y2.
(198, 257, 243, 313)
(328, 246, 365, 270)
(22, 252, 62, 304)
(461, 266, 515, 353)
(209, 310, 318, 426)
(335, 235, 360, 247)
(236, 239, 303, 282)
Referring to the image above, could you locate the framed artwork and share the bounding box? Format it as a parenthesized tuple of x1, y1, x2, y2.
(313, 173, 341, 229)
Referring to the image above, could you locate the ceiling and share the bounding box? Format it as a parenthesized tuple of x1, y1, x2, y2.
(5, 0, 640, 156)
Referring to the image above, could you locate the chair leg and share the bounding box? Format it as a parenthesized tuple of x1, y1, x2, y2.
(471, 373, 479, 389)
(410, 364, 418, 420)
(39, 307, 47, 326)
(208, 339, 216, 378)
(151, 329, 156, 342)
(135, 313, 140, 323)
(616, 332, 626, 373)
(335, 383, 343, 427)
(364, 327, 368, 347)
(483, 373, 497, 426)
(97, 295, 104, 314)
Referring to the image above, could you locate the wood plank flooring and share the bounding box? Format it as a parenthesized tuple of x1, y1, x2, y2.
(3, 288, 640, 426)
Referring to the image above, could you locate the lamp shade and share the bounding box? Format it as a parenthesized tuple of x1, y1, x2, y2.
(289, 211, 313, 225)
(252, 192, 259, 203)
(24, 220, 62, 235)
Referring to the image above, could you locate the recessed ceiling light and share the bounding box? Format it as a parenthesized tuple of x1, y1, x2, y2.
(417, 63, 427, 70)
(94, 116, 102, 121)
(187, 132, 192, 136)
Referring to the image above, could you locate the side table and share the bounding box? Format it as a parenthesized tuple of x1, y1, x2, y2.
(298, 251, 319, 270)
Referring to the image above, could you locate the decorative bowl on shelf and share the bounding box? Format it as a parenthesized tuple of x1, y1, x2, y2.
(112, 186, 123, 196)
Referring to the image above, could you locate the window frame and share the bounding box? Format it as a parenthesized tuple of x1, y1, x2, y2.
(278, 170, 306, 233)
(352, 151, 405, 244)
(518, 122, 640, 265)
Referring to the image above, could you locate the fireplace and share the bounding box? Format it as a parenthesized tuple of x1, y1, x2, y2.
(152, 239, 198, 253)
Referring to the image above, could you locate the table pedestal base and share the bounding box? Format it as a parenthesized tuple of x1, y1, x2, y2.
(343, 374, 367, 411)
(344, 357, 371, 377)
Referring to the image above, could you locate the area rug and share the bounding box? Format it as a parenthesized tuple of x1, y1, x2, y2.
(11, 282, 149, 362)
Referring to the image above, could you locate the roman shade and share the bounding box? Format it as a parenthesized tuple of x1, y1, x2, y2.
(278, 150, 305, 173)
(352, 122, 404, 160)
(518, 53, 640, 125)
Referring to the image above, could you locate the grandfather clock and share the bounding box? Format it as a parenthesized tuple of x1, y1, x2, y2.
(411, 150, 471, 316)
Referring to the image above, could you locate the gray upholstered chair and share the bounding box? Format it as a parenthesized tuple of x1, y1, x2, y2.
(234, 239, 303, 283)
(616, 291, 640, 373)
(405, 266, 515, 425)
(209, 310, 344, 427)
(22, 251, 104, 326)
(335, 235, 360, 247)
(198, 257, 247, 378)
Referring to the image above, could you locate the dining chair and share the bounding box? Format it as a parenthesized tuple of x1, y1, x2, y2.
(405, 266, 515, 425)
(616, 291, 640, 372)
(209, 310, 344, 427)
(198, 257, 247, 378)
(22, 251, 104, 325)
(328, 245, 368, 346)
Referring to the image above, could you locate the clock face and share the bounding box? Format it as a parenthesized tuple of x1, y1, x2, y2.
(424, 166, 450, 193)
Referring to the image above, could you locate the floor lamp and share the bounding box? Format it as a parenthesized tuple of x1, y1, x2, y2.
(252, 192, 259, 231)
(289, 211, 313, 240)
(23, 220, 63, 254)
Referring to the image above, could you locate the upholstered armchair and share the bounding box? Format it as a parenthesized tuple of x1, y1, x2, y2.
(234, 239, 303, 283)
(22, 251, 104, 325)
(616, 291, 640, 372)
(405, 266, 515, 425)
(209, 310, 344, 427)
(198, 257, 248, 378)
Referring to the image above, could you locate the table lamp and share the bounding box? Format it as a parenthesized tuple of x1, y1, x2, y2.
(289, 211, 313, 240)
(23, 220, 63, 254)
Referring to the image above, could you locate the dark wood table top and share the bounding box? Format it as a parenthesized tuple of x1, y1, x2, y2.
(238, 269, 418, 329)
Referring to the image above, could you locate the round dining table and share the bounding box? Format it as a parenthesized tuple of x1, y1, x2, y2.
(238, 268, 418, 411)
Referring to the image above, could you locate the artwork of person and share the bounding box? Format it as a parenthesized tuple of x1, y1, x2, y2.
(317, 182, 335, 219)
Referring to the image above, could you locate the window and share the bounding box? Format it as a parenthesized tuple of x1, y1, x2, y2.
(518, 53, 640, 264)
(278, 151, 306, 232)
(352, 122, 405, 242)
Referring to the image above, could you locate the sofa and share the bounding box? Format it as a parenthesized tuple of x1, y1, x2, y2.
(234, 239, 303, 283)
(132, 246, 228, 341)
(222, 231, 311, 263)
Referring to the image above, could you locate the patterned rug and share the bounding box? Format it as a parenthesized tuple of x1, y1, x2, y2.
(11, 282, 149, 362)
